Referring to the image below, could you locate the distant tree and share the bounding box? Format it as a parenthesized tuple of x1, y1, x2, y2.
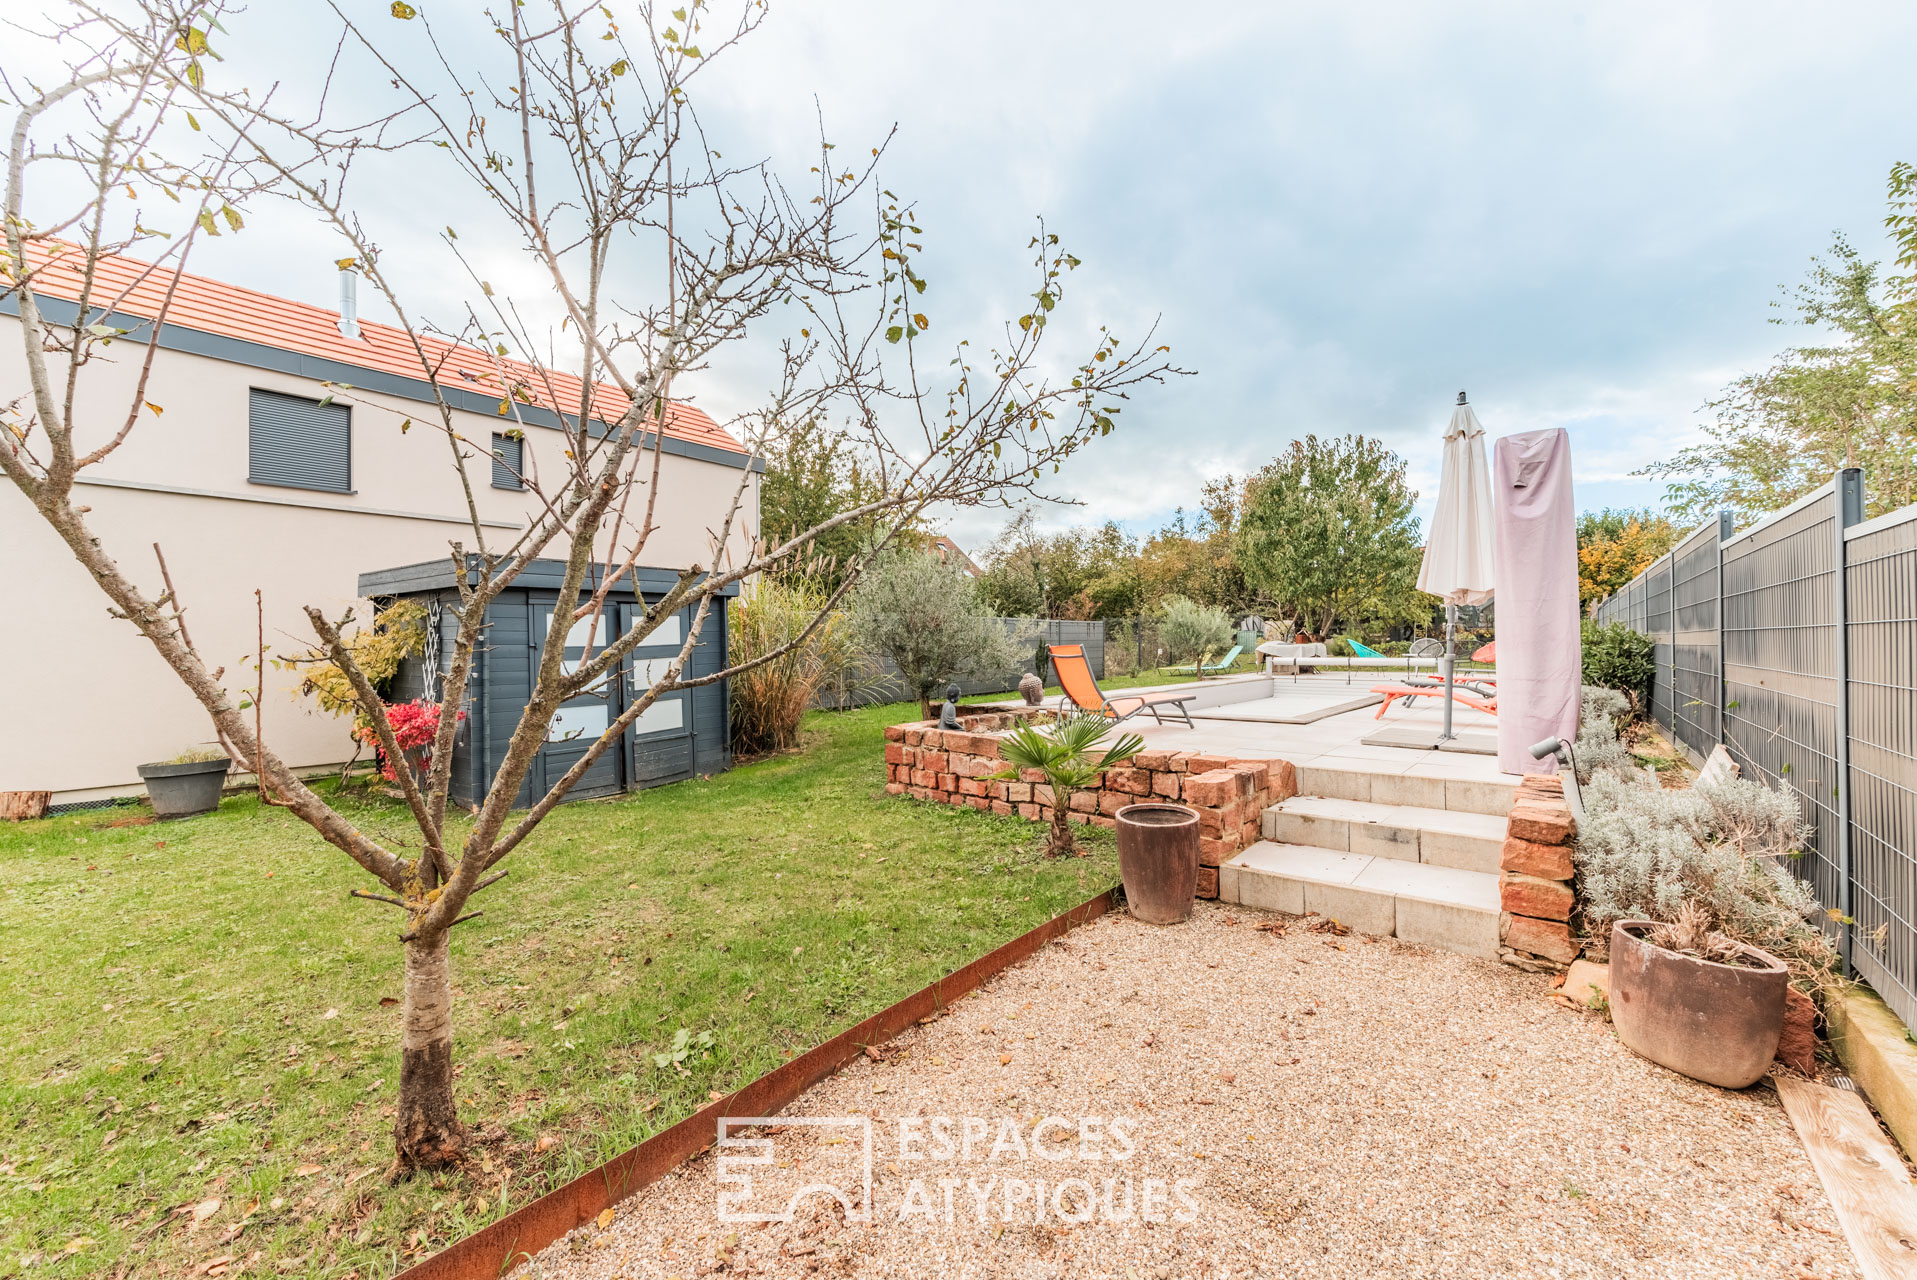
(1640, 169, 1917, 523)
(1577, 508, 1681, 607)
(850, 549, 1030, 719)
(1236, 435, 1428, 637)
(1157, 595, 1235, 670)
(976, 512, 1141, 619)
(758, 418, 890, 590)
(1139, 476, 1250, 614)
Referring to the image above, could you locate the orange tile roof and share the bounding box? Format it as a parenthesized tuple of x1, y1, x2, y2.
(11, 240, 741, 455)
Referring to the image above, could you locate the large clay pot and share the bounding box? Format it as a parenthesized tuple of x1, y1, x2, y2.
(136, 757, 231, 819)
(1115, 803, 1199, 925)
(1609, 919, 1789, 1089)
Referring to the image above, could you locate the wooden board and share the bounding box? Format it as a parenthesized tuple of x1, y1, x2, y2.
(1779, 1075, 1917, 1279)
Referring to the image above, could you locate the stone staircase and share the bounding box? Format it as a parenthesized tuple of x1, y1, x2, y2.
(1218, 764, 1517, 959)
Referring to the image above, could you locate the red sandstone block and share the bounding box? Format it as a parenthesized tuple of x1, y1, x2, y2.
(885, 743, 908, 766)
(1099, 790, 1128, 817)
(884, 724, 906, 743)
(1517, 774, 1564, 799)
(1224, 759, 1270, 790)
(1185, 754, 1233, 774)
(956, 754, 1001, 779)
(1019, 767, 1047, 785)
(958, 777, 989, 798)
(1198, 802, 1245, 838)
(1069, 789, 1100, 813)
(904, 727, 925, 746)
(991, 800, 1014, 816)
(1196, 867, 1219, 899)
(1091, 815, 1117, 830)
(1033, 784, 1057, 808)
(1199, 834, 1240, 866)
(909, 786, 932, 801)
(1019, 803, 1041, 820)
(1240, 818, 1261, 846)
(1183, 769, 1241, 808)
(1136, 749, 1177, 771)
(919, 751, 949, 773)
(1502, 913, 1578, 963)
(1163, 753, 1194, 773)
(968, 796, 991, 811)
(1501, 835, 1574, 880)
(939, 773, 958, 792)
(1501, 873, 1574, 921)
(1005, 782, 1032, 804)
(1267, 759, 1298, 802)
(1106, 767, 1151, 796)
(911, 769, 936, 788)
(1507, 801, 1575, 845)
(885, 782, 905, 795)
(1151, 772, 1182, 799)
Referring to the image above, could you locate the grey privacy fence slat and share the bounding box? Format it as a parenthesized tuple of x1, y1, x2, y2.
(1646, 552, 1676, 735)
(1668, 516, 1731, 763)
(1842, 504, 1917, 1026)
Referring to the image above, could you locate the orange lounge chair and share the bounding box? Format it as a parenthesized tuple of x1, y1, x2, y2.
(1049, 644, 1197, 729)
(1370, 683, 1498, 720)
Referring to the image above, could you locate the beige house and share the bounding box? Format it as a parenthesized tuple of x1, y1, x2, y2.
(2, 250, 759, 806)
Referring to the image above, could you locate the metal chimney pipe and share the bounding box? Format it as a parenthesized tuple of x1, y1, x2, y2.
(336, 258, 360, 339)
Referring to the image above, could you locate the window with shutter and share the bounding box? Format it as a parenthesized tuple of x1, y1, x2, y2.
(491, 432, 524, 490)
(248, 389, 351, 493)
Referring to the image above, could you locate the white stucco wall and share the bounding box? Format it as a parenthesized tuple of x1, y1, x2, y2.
(0, 328, 758, 800)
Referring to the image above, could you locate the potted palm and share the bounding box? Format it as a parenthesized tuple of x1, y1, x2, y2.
(136, 747, 231, 818)
(991, 710, 1144, 857)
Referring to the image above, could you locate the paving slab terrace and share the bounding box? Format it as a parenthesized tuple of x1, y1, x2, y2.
(527, 903, 1856, 1280)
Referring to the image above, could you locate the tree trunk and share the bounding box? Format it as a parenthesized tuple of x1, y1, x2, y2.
(394, 929, 466, 1171)
(1047, 792, 1077, 857)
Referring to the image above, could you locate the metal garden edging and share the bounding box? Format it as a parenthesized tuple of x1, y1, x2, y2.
(390, 887, 1120, 1280)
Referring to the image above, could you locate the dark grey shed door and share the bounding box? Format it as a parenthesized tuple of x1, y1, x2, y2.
(249, 389, 351, 493)
(531, 602, 625, 799)
(621, 600, 695, 787)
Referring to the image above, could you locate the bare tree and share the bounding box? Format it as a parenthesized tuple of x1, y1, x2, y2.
(0, 0, 1183, 1172)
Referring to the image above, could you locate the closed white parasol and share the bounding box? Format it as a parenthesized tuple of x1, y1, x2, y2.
(1416, 391, 1497, 742)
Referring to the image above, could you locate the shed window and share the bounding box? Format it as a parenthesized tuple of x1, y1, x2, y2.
(248, 389, 351, 493)
(491, 432, 524, 490)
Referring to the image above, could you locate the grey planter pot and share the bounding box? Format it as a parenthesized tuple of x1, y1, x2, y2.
(136, 757, 232, 819)
(1609, 919, 1789, 1089)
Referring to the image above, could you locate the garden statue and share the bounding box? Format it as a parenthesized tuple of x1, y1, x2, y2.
(939, 683, 963, 729)
(1019, 672, 1044, 706)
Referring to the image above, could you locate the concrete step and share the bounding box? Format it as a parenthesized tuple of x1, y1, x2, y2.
(1262, 795, 1505, 875)
(1218, 840, 1501, 959)
(1293, 763, 1516, 818)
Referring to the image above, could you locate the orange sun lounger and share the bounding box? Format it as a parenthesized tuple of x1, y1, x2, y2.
(1370, 684, 1498, 720)
(1050, 644, 1197, 729)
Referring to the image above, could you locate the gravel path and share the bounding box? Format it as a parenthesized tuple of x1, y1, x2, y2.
(523, 902, 1856, 1280)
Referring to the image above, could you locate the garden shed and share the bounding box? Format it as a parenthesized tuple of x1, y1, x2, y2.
(357, 558, 736, 808)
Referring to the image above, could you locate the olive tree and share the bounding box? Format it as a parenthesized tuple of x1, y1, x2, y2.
(0, 0, 1181, 1171)
(849, 546, 1030, 719)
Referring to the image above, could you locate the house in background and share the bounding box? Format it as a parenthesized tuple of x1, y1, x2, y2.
(1, 248, 760, 807)
(929, 535, 981, 577)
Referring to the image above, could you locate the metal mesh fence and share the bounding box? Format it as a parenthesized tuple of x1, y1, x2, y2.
(1842, 507, 1917, 1027)
(1720, 487, 1847, 917)
(1669, 521, 1722, 762)
(1646, 555, 1675, 734)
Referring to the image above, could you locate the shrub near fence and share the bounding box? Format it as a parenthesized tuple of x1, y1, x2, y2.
(1593, 469, 1917, 1034)
(818, 619, 1108, 708)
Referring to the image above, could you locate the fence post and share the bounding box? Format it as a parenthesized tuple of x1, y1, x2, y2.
(1834, 468, 1865, 970)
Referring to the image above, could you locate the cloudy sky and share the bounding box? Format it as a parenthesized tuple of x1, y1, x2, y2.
(65, 0, 1917, 553)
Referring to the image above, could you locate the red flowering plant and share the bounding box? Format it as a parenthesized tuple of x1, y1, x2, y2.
(353, 699, 465, 785)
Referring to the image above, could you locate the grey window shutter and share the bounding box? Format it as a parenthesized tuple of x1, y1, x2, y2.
(249, 389, 351, 493)
(491, 432, 524, 490)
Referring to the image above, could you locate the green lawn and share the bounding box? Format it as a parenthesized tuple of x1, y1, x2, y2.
(1, 702, 1118, 1278)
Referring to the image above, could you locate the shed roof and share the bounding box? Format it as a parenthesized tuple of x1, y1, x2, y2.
(358, 557, 741, 598)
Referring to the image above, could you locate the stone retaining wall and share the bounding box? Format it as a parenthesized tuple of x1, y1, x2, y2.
(882, 712, 1297, 900)
(1498, 774, 1579, 969)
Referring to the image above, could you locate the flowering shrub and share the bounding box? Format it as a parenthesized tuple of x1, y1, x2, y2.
(353, 699, 464, 784)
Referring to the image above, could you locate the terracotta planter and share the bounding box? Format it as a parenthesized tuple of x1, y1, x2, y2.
(1115, 803, 1198, 925)
(1609, 919, 1788, 1089)
(136, 757, 231, 819)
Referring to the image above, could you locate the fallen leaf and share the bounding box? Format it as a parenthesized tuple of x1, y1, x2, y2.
(378, 997, 399, 1008)
(536, 1133, 558, 1152)
(596, 1208, 615, 1229)
(1217, 1071, 1236, 1085)
(293, 1164, 321, 1177)
(872, 1084, 888, 1095)
(998, 1054, 1012, 1066)
(322, 1008, 339, 1021)
(192, 1198, 222, 1222)
(862, 1045, 883, 1062)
